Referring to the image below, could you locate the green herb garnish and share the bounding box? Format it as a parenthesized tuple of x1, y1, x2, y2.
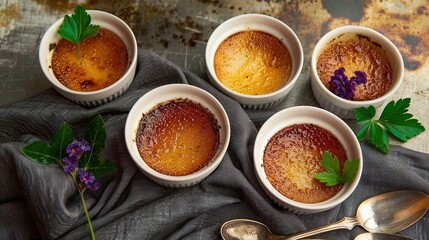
(57, 5, 100, 59)
(314, 151, 359, 187)
(355, 98, 425, 154)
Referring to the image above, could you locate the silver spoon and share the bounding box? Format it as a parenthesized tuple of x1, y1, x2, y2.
(221, 190, 429, 240)
(220, 219, 417, 240)
(354, 233, 416, 240)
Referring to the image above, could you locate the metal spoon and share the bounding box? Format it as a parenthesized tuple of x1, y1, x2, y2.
(221, 190, 429, 240)
(354, 233, 416, 240)
(220, 219, 417, 240)
(221, 219, 320, 240)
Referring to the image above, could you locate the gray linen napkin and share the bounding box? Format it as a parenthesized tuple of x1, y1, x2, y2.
(0, 50, 428, 240)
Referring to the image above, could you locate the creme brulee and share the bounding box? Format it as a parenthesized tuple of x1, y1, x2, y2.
(51, 28, 128, 92)
(136, 98, 220, 176)
(214, 30, 292, 95)
(316, 33, 392, 101)
(263, 124, 347, 204)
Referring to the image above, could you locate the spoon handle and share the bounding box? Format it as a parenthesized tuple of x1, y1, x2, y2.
(282, 217, 359, 240)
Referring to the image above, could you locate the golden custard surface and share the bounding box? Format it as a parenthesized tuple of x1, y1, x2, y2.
(214, 30, 292, 95)
(317, 33, 392, 101)
(51, 28, 128, 92)
(136, 99, 220, 176)
(263, 124, 347, 204)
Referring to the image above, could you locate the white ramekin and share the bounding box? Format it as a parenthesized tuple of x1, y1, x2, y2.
(205, 14, 304, 110)
(311, 25, 404, 119)
(253, 106, 362, 214)
(39, 10, 138, 108)
(124, 84, 231, 188)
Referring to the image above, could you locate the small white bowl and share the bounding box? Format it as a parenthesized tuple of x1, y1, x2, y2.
(124, 84, 231, 188)
(205, 14, 304, 110)
(253, 106, 362, 214)
(39, 10, 138, 108)
(311, 25, 404, 119)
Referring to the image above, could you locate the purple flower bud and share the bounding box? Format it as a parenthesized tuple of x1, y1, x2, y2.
(329, 67, 367, 100)
(63, 155, 78, 173)
(66, 140, 91, 158)
(354, 70, 367, 84)
(77, 168, 99, 191)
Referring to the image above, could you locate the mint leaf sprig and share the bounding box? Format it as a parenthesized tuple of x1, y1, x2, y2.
(57, 5, 100, 59)
(355, 98, 425, 154)
(314, 151, 359, 187)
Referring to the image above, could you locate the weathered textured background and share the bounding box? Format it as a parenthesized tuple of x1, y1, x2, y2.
(0, 0, 428, 153)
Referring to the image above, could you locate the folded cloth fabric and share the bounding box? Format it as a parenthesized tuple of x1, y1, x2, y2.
(0, 50, 428, 240)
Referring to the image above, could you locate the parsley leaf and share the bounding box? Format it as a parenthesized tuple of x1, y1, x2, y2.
(314, 151, 359, 187)
(57, 5, 100, 58)
(342, 159, 360, 183)
(355, 98, 425, 154)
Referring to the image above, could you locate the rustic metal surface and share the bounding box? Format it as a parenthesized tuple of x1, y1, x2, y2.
(0, 0, 427, 153)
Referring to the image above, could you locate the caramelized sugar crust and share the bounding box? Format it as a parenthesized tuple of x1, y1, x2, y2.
(136, 99, 220, 176)
(51, 28, 128, 92)
(263, 124, 346, 204)
(214, 30, 292, 95)
(317, 33, 392, 101)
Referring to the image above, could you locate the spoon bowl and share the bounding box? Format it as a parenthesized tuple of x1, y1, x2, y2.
(355, 233, 416, 240)
(221, 219, 272, 240)
(355, 190, 429, 233)
(221, 190, 429, 240)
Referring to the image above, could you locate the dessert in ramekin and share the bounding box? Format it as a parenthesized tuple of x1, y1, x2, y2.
(39, 10, 137, 107)
(254, 106, 362, 214)
(125, 84, 230, 188)
(311, 25, 404, 119)
(206, 14, 304, 110)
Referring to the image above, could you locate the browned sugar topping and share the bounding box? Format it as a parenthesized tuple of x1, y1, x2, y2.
(263, 123, 346, 203)
(317, 33, 392, 101)
(136, 98, 220, 176)
(51, 28, 128, 92)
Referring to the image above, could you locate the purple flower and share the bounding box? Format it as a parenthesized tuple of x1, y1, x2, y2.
(329, 67, 367, 100)
(66, 140, 91, 158)
(63, 155, 79, 173)
(353, 70, 367, 84)
(78, 168, 100, 191)
(62, 140, 91, 173)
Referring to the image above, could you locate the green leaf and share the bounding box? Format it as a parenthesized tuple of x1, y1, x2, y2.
(87, 159, 116, 179)
(79, 150, 98, 169)
(355, 105, 376, 124)
(20, 141, 58, 164)
(57, 15, 79, 43)
(80, 23, 100, 42)
(320, 151, 340, 176)
(78, 115, 116, 178)
(354, 98, 425, 154)
(356, 121, 370, 141)
(79, 115, 106, 169)
(71, 5, 91, 40)
(377, 98, 425, 142)
(57, 5, 100, 56)
(384, 121, 425, 142)
(314, 172, 343, 187)
(342, 159, 359, 183)
(85, 115, 106, 152)
(51, 122, 73, 159)
(369, 122, 389, 153)
(379, 98, 410, 121)
(314, 151, 360, 187)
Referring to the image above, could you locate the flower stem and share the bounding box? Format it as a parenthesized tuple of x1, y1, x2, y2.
(75, 179, 96, 240)
(79, 189, 95, 240)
